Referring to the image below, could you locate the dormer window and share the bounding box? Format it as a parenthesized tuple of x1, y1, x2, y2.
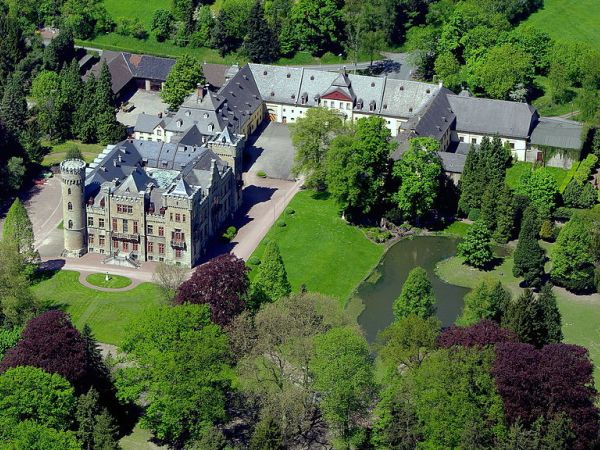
(185, 110, 191, 116)
(408, 107, 413, 112)
(208, 123, 214, 132)
(176, 120, 183, 128)
(286, 73, 291, 78)
(203, 113, 209, 119)
(369, 100, 376, 111)
(310, 75, 314, 80)
(426, 89, 431, 94)
(399, 86, 404, 91)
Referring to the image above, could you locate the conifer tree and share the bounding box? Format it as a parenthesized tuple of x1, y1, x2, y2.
(254, 240, 292, 302)
(494, 184, 516, 243)
(92, 409, 120, 450)
(393, 267, 436, 320)
(96, 62, 114, 108)
(74, 74, 98, 143)
(538, 284, 563, 344)
(212, 9, 239, 57)
(503, 289, 554, 348)
(513, 206, 545, 288)
(60, 61, 84, 137)
(458, 280, 510, 326)
(0, 71, 28, 135)
(245, 0, 279, 63)
(457, 144, 482, 215)
(76, 388, 100, 450)
(3, 198, 38, 266)
(457, 220, 494, 269)
(250, 416, 284, 450)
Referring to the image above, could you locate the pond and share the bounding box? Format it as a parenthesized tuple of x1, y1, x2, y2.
(356, 236, 470, 343)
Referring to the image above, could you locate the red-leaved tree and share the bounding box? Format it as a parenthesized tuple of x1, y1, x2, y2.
(493, 342, 599, 450)
(0, 310, 89, 392)
(437, 320, 517, 349)
(175, 254, 249, 326)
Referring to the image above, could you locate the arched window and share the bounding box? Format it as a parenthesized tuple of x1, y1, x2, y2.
(68, 188, 71, 195)
(68, 202, 73, 211)
(68, 220, 73, 229)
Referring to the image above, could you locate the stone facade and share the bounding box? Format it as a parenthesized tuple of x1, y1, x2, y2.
(60, 159, 88, 258)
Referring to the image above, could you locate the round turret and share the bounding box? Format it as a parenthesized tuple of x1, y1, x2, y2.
(60, 159, 87, 257)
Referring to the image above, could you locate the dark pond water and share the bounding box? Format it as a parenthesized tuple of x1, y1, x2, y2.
(357, 236, 470, 343)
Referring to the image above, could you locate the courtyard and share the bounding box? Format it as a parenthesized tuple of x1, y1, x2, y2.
(116, 90, 168, 128)
(244, 122, 296, 180)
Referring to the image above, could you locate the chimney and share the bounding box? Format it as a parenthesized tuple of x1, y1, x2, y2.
(158, 112, 163, 118)
(197, 83, 203, 102)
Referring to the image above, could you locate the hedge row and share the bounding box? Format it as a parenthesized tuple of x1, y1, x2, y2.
(573, 154, 599, 183)
(559, 161, 581, 193)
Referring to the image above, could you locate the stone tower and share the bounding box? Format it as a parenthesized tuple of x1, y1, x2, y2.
(60, 159, 87, 257)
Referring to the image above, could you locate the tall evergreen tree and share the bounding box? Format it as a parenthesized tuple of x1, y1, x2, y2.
(43, 28, 76, 71)
(93, 65, 124, 145)
(76, 388, 100, 450)
(538, 284, 563, 344)
(393, 267, 436, 320)
(212, 9, 240, 57)
(95, 62, 114, 108)
(0, 71, 28, 135)
(503, 289, 548, 348)
(60, 61, 84, 137)
(0, 16, 26, 90)
(3, 198, 38, 266)
(457, 220, 494, 269)
(92, 409, 120, 450)
(244, 0, 280, 63)
(513, 206, 545, 288)
(494, 184, 516, 243)
(73, 74, 98, 143)
(254, 240, 292, 302)
(457, 143, 482, 215)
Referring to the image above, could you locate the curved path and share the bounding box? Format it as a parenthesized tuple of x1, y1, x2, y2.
(77, 270, 144, 292)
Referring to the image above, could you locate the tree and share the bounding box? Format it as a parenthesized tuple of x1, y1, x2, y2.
(232, 293, 353, 442)
(0, 366, 75, 430)
(551, 216, 595, 292)
(73, 74, 98, 143)
(326, 117, 395, 218)
(377, 315, 440, 372)
(161, 55, 204, 110)
(76, 388, 100, 450)
(492, 342, 599, 450)
(65, 145, 83, 160)
(92, 409, 119, 450)
(152, 261, 188, 301)
(393, 267, 435, 320)
(3, 198, 38, 266)
(95, 62, 114, 109)
(0, 419, 81, 450)
(0, 310, 89, 392)
(244, 0, 279, 63)
(0, 16, 26, 87)
(0, 71, 28, 135)
(434, 52, 463, 92)
(312, 326, 375, 447)
(392, 137, 442, 222)
(117, 304, 232, 446)
(563, 179, 597, 209)
(175, 254, 249, 326)
(503, 289, 550, 347)
(249, 416, 284, 450)
(438, 319, 516, 349)
(538, 283, 562, 344)
(253, 240, 292, 303)
(512, 206, 545, 288)
(43, 28, 75, 71)
(212, 8, 241, 56)
(290, 107, 344, 189)
(517, 168, 559, 217)
(151, 9, 174, 41)
(0, 240, 39, 327)
(31, 70, 65, 140)
(457, 280, 511, 325)
(469, 43, 534, 99)
(95, 110, 124, 145)
(457, 220, 494, 268)
(290, 0, 345, 56)
(60, 61, 84, 137)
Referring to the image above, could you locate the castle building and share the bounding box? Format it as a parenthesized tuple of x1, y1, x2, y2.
(61, 61, 584, 267)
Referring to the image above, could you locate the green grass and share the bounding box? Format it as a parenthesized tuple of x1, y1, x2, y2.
(522, 0, 600, 52)
(31, 270, 163, 345)
(86, 273, 133, 289)
(248, 191, 385, 301)
(436, 249, 600, 386)
(506, 162, 568, 191)
(41, 140, 104, 166)
(437, 221, 472, 237)
(104, 0, 169, 27)
(532, 76, 582, 117)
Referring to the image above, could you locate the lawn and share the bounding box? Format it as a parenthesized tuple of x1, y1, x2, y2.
(436, 250, 600, 386)
(522, 0, 600, 52)
(41, 140, 104, 166)
(506, 161, 568, 191)
(86, 273, 133, 289)
(31, 270, 163, 345)
(248, 191, 385, 302)
(104, 0, 169, 27)
(437, 220, 472, 237)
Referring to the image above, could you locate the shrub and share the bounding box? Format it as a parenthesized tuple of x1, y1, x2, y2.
(559, 161, 580, 193)
(248, 256, 261, 266)
(552, 207, 575, 221)
(383, 208, 404, 225)
(573, 154, 598, 183)
(115, 17, 148, 39)
(467, 208, 480, 221)
(222, 226, 237, 242)
(285, 207, 295, 215)
(277, 220, 286, 227)
(365, 227, 392, 243)
(257, 170, 267, 178)
(539, 219, 556, 242)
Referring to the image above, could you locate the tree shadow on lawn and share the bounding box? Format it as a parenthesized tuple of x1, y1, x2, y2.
(310, 190, 331, 201)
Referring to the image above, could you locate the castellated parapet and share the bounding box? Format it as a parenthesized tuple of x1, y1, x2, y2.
(60, 159, 87, 257)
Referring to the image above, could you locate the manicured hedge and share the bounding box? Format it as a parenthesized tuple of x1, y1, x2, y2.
(559, 161, 581, 193)
(573, 154, 599, 183)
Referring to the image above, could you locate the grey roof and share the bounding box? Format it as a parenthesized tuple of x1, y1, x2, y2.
(113, 167, 154, 196)
(447, 95, 538, 139)
(409, 88, 456, 139)
(381, 79, 439, 118)
(134, 113, 163, 133)
(249, 64, 304, 104)
(169, 177, 194, 197)
(347, 74, 385, 113)
(530, 117, 583, 150)
(202, 63, 229, 89)
(438, 151, 466, 173)
(298, 69, 339, 106)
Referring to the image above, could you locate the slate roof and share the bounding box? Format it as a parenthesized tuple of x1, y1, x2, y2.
(249, 64, 304, 104)
(530, 117, 583, 150)
(409, 88, 456, 139)
(202, 63, 229, 89)
(447, 95, 538, 139)
(438, 151, 466, 173)
(134, 114, 164, 133)
(381, 79, 439, 118)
